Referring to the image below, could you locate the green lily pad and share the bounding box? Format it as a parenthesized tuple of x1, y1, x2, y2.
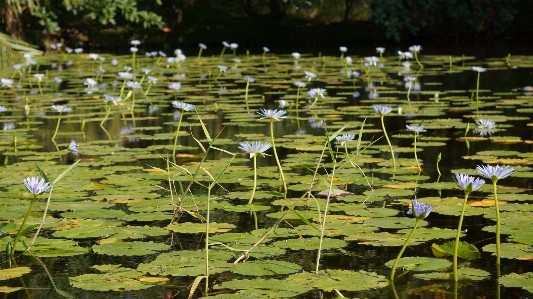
(384, 257, 452, 272)
(414, 267, 490, 281)
(166, 222, 235, 233)
(231, 260, 302, 276)
(0, 267, 31, 280)
(286, 269, 389, 292)
(92, 241, 170, 256)
(272, 237, 347, 250)
(69, 265, 155, 291)
(432, 241, 480, 260)
(482, 243, 533, 260)
(212, 278, 310, 298)
(499, 272, 533, 292)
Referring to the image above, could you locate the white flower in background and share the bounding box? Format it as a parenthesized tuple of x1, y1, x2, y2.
(263, 47, 270, 52)
(88, 53, 99, 60)
(292, 52, 301, 59)
(172, 101, 195, 111)
(33, 73, 44, 81)
(131, 40, 141, 46)
(335, 134, 356, 146)
(308, 88, 327, 98)
(168, 82, 181, 90)
(199, 43, 207, 49)
(376, 47, 385, 54)
(339, 46, 347, 52)
(84, 78, 97, 88)
(473, 66, 486, 72)
(51, 104, 72, 113)
(238, 141, 271, 158)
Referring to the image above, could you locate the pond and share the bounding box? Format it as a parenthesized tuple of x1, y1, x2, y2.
(0, 44, 532, 299)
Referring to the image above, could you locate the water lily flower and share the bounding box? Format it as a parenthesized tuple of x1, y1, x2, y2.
(172, 101, 195, 111)
(339, 46, 347, 52)
(258, 109, 287, 121)
(243, 76, 254, 82)
(476, 119, 496, 129)
(131, 40, 141, 46)
(238, 141, 271, 158)
(218, 65, 228, 72)
(141, 68, 151, 74)
(69, 140, 79, 155)
(168, 82, 182, 91)
(51, 104, 72, 113)
(23, 176, 51, 195)
(33, 73, 44, 81)
(335, 134, 356, 146)
(148, 76, 158, 84)
(376, 47, 385, 54)
(406, 125, 426, 132)
(372, 105, 393, 115)
(65, 47, 73, 53)
(304, 71, 317, 81)
(130, 47, 138, 53)
(409, 199, 434, 220)
(3, 123, 15, 130)
(263, 47, 270, 52)
(222, 41, 230, 48)
(308, 88, 327, 98)
(127, 81, 142, 90)
(352, 71, 360, 77)
(294, 81, 306, 88)
(409, 45, 422, 52)
(0, 106, 6, 112)
(12, 64, 22, 70)
(472, 66, 486, 72)
(1, 78, 13, 87)
(292, 52, 301, 59)
(476, 165, 515, 182)
(54, 77, 63, 83)
(88, 53, 99, 60)
(198, 43, 207, 50)
(118, 72, 133, 80)
(455, 173, 485, 193)
(364, 56, 380, 67)
(84, 78, 97, 88)
(74, 48, 83, 54)
(344, 56, 353, 65)
(279, 100, 288, 108)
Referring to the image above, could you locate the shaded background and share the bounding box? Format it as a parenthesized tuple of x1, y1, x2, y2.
(1, 0, 532, 55)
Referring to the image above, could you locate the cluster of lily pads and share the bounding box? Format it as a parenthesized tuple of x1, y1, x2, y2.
(0, 40, 532, 298)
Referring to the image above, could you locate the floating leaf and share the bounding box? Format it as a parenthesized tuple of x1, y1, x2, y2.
(432, 241, 480, 260)
(92, 241, 169, 256)
(231, 260, 302, 276)
(499, 272, 533, 292)
(0, 267, 31, 280)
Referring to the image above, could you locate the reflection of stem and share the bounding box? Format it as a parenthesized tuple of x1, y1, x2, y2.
(270, 121, 287, 194)
(454, 192, 470, 281)
(381, 115, 396, 168)
(248, 155, 258, 205)
(172, 109, 184, 164)
(12, 196, 38, 254)
(390, 218, 421, 280)
(51, 111, 62, 140)
(253, 211, 258, 230)
(390, 280, 400, 299)
(492, 180, 501, 265)
(10, 257, 32, 299)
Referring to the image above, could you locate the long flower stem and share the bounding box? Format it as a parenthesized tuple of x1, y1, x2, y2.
(11, 196, 38, 254)
(172, 109, 184, 164)
(205, 185, 211, 293)
(414, 132, 421, 171)
(316, 164, 337, 274)
(492, 180, 501, 265)
(390, 218, 421, 281)
(414, 52, 423, 69)
(51, 111, 63, 140)
(248, 155, 258, 204)
(380, 115, 396, 168)
(454, 193, 470, 281)
(270, 121, 287, 194)
(476, 71, 481, 102)
(407, 81, 412, 105)
(245, 81, 250, 114)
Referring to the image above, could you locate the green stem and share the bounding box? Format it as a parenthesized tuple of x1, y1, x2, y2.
(270, 121, 287, 194)
(492, 180, 501, 265)
(454, 192, 470, 281)
(390, 218, 421, 280)
(131, 91, 136, 127)
(51, 112, 62, 140)
(407, 81, 412, 105)
(476, 71, 481, 102)
(248, 155, 257, 204)
(380, 115, 396, 168)
(316, 164, 337, 274)
(245, 81, 250, 114)
(11, 196, 38, 254)
(414, 133, 420, 171)
(172, 109, 185, 164)
(205, 185, 211, 293)
(415, 52, 423, 69)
